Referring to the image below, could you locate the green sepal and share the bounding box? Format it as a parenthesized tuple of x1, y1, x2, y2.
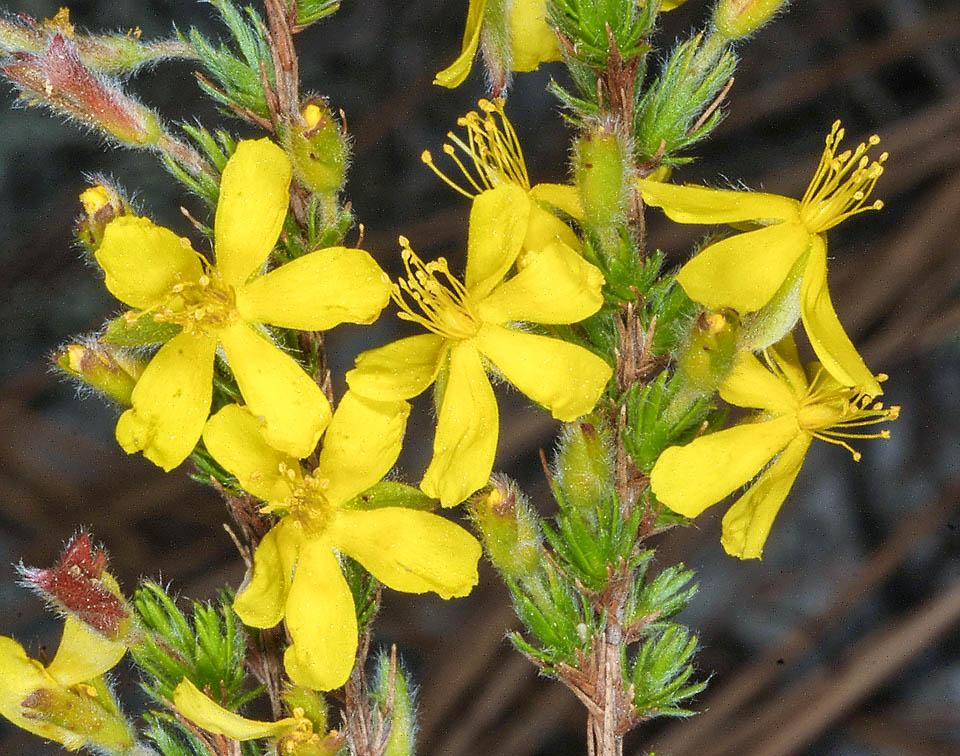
(345, 481, 438, 512)
(341, 556, 379, 632)
(103, 312, 182, 347)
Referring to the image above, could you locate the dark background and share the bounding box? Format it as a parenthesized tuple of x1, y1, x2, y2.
(1, 1, 958, 754)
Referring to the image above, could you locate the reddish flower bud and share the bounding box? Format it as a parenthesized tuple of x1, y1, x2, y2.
(2, 34, 163, 145)
(19, 533, 131, 641)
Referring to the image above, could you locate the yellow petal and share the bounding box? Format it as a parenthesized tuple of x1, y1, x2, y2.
(475, 323, 611, 421)
(116, 332, 216, 471)
(236, 247, 391, 331)
(661, 0, 689, 10)
(173, 679, 299, 740)
(434, 0, 487, 87)
(330, 508, 481, 598)
(315, 392, 410, 507)
(524, 202, 580, 251)
(347, 334, 445, 401)
(45, 617, 126, 688)
(508, 0, 562, 71)
(421, 342, 498, 507)
(464, 184, 531, 300)
(234, 522, 300, 629)
(202, 404, 300, 503)
(476, 242, 604, 325)
(529, 182, 583, 221)
(219, 321, 331, 458)
(800, 236, 882, 396)
(96, 216, 202, 309)
(721, 435, 812, 559)
(637, 178, 801, 226)
(676, 222, 811, 311)
(766, 332, 810, 398)
(282, 540, 357, 691)
(0, 636, 74, 747)
(650, 414, 800, 518)
(215, 139, 292, 288)
(719, 352, 799, 415)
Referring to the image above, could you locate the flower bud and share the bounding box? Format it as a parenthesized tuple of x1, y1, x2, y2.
(55, 339, 145, 407)
(17, 681, 136, 755)
(469, 477, 542, 584)
(574, 125, 630, 231)
(2, 34, 164, 146)
(714, 0, 788, 40)
(675, 309, 740, 393)
(282, 101, 348, 197)
(76, 181, 127, 254)
(19, 533, 133, 641)
(371, 649, 416, 756)
(552, 419, 614, 517)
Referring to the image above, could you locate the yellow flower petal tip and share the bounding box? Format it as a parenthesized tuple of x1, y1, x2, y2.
(651, 335, 898, 559)
(173, 679, 300, 740)
(638, 122, 886, 394)
(96, 140, 389, 471)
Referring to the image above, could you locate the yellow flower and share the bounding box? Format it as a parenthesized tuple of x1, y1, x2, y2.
(202, 393, 482, 691)
(95, 138, 391, 471)
(422, 97, 583, 253)
(0, 617, 129, 751)
(650, 334, 899, 559)
(435, 0, 561, 91)
(637, 121, 887, 395)
(346, 184, 611, 507)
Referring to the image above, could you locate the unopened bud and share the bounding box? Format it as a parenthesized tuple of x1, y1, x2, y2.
(18, 681, 136, 754)
(282, 101, 348, 197)
(55, 339, 144, 406)
(76, 182, 127, 254)
(714, 0, 788, 40)
(282, 686, 328, 734)
(19, 533, 133, 641)
(574, 125, 630, 230)
(469, 477, 542, 583)
(552, 419, 614, 517)
(675, 309, 740, 393)
(2, 34, 164, 146)
(371, 649, 416, 756)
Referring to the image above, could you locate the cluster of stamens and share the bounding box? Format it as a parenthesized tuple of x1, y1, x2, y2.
(260, 463, 331, 535)
(279, 708, 342, 755)
(796, 368, 900, 461)
(146, 254, 238, 336)
(799, 120, 888, 233)
(420, 98, 530, 198)
(392, 237, 480, 340)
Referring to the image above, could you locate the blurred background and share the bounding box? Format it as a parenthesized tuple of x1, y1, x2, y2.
(0, 0, 958, 754)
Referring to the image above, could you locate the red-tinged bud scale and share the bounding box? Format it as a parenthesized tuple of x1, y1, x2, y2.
(19, 533, 131, 640)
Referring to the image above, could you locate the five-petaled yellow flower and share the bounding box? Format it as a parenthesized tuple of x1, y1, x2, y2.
(346, 183, 612, 508)
(650, 334, 899, 559)
(95, 138, 391, 471)
(0, 617, 129, 751)
(637, 121, 887, 396)
(422, 97, 582, 253)
(202, 393, 481, 691)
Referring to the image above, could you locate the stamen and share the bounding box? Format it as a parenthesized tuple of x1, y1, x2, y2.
(390, 238, 480, 340)
(422, 98, 531, 197)
(799, 121, 887, 233)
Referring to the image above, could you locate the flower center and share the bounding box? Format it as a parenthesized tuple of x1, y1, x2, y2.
(420, 97, 530, 198)
(798, 120, 887, 233)
(261, 464, 331, 536)
(796, 369, 900, 460)
(149, 258, 239, 336)
(392, 237, 481, 340)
